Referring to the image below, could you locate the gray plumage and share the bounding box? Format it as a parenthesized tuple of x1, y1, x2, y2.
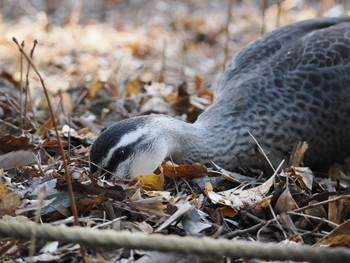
(90, 17, 350, 179)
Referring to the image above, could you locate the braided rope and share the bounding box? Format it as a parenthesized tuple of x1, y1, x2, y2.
(0, 220, 349, 262)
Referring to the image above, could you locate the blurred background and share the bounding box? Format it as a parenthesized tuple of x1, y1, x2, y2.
(0, 0, 349, 129)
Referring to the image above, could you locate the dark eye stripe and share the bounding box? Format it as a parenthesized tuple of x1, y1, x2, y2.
(102, 135, 145, 177)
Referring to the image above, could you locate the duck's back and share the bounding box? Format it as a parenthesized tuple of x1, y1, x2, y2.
(198, 17, 350, 171)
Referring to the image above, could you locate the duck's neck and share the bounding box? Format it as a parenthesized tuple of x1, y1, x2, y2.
(152, 116, 206, 163)
(157, 115, 252, 169)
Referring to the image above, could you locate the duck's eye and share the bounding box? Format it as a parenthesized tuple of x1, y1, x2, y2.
(113, 147, 130, 161)
(117, 149, 125, 156)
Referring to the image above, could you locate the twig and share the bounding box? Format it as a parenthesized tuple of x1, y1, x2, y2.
(261, 0, 267, 34)
(19, 41, 24, 128)
(223, 0, 233, 71)
(12, 38, 79, 226)
(269, 203, 288, 239)
(0, 118, 21, 131)
(159, 39, 167, 83)
(24, 40, 38, 123)
(276, 2, 282, 28)
(248, 130, 276, 172)
(29, 187, 46, 260)
(291, 194, 350, 214)
(287, 211, 339, 228)
(225, 222, 265, 238)
(13, 37, 86, 259)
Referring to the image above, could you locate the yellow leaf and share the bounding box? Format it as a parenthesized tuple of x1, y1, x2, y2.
(0, 184, 21, 217)
(131, 174, 164, 191)
(124, 78, 143, 95)
(88, 79, 104, 99)
(216, 206, 239, 217)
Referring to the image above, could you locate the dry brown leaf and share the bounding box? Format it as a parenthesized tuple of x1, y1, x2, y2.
(289, 166, 314, 191)
(77, 127, 91, 135)
(204, 182, 243, 209)
(250, 196, 272, 217)
(60, 91, 73, 114)
(143, 191, 174, 202)
(126, 221, 154, 234)
(328, 195, 350, 225)
(76, 192, 106, 214)
(194, 75, 202, 91)
(156, 202, 192, 232)
(129, 196, 167, 216)
(164, 92, 178, 103)
(304, 200, 327, 220)
(278, 213, 300, 237)
(274, 187, 298, 213)
(0, 184, 21, 216)
(289, 141, 308, 167)
(0, 134, 33, 153)
(42, 139, 68, 148)
(124, 77, 143, 95)
(216, 206, 239, 217)
(255, 174, 275, 195)
(199, 88, 214, 103)
(36, 117, 54, 137)
(218, 174, 274, 209)
(161, 161, 207, 179)
(87, 79, 104, 99)
(125, 41, 150, 57)
(316, 219, 350, 247)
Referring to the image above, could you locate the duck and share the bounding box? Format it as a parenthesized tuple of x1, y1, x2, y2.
(90, 16, 350, 179)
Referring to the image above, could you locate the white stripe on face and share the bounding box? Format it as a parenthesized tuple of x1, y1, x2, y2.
(102, 128, 146, 168)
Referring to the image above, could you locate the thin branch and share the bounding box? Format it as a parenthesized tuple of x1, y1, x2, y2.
(12, 38, 79, 227)
(291, 194, 350, 213)
(159, 39, 167, 83)
(223, 0, 233, 71)
(287, 211, 339, 228)
(19, 41, 24, 128)
(248, 130, 277, 172)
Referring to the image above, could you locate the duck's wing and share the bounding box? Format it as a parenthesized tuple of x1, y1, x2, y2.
(225, 17, 350, 76)
(228, 17, 350, 168)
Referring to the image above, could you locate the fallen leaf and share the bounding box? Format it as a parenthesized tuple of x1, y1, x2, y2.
(204, 182, 243, 209)
(76, 192, 106, 214)
(129, 196, 167, 216)
(42, 139, 68, 148)
(289, 141, 308, 167)
(316, 220, 350, 247)
(216, 206, 239, 217)
(124, 77, 143, 95)
(328, 195, 350, 225)
(0, 134, 33, 153)
(182, 206, 212, 235)
(0, 183, 21, 216)
(130, 173, 164, 191)
(275, 186, 298, 213)
(161, 161, 207, 179)
(36, 117, 54, 137)
(87, 79, 104, 99)
(156, 202, 192, 232)
(289, 166, 314, 191)
(194, 75, 202, 91)
(125, 221, 154, 234)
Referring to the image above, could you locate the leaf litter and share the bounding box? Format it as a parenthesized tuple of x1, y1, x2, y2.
(0, 0, 350, 262)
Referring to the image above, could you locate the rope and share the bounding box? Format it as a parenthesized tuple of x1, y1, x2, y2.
(0, 220, 349, 262)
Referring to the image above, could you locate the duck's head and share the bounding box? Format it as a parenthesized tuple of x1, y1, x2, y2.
(89, 116, 169, 179)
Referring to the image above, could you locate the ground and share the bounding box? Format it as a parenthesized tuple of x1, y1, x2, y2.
(0, 1, 349, 262)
